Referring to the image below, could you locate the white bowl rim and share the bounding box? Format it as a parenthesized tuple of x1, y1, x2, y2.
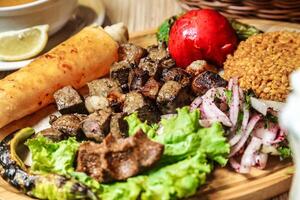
(0, 0, 50, 11)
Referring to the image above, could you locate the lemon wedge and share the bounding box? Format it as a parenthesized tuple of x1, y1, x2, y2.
(0, 25, 49, 61)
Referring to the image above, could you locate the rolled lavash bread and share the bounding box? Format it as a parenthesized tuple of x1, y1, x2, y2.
(0, 25, 119, 128)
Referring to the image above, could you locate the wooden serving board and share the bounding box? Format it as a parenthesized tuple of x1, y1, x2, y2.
(0, 19, 299, 200)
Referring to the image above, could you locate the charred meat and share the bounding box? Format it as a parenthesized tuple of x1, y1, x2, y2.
(81, 109, 112, 142)
(186, 60, 218, 77)
(76, 130, 164, 183)
(161, 68, 191, 87)
(110, 113, 128, 138)
(110, 60, 134, 92)
(37, 128, 65, 142)
(138, 57, 161, 79)
(129, 68, 150, 91)
(107, 90, 125, 113)
(51, 114, 83, 137)
(85, 95, 109, 113)
(157, 81, 191, 114)
(192, 71, 227, 96)
(147, 44, 169, 62)
(140, 77, 161, 100)
(53, 86, 87, 114)
(87, 78, 121, 97)
(118, 43, 147, 64)
(123, 91, 160, 124)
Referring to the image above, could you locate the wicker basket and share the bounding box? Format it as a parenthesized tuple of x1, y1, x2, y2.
(178, 0, 300, 22)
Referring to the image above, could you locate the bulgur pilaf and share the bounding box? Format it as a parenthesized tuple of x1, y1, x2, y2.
(223, 31, 300, 102)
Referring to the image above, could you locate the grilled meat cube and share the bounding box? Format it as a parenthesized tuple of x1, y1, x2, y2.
(110, 61, 135, 92)
(141, 77, 161, 100)
(161, 68, 191, 87)
(192, 71, 227, 96)
(118, 43, 147, 64)
(51, 114, 83, 137)
(147, 44, 169, 62)
(110, 113, 128, 138)
(76, 130, 164, 183)
(138, 57, 161, 79)
(87, 78, 121, 97)
(129, 68, 150, 91)
(123, 91, 160, 124)
(157, 81, 191, 114)
(85, 95, 109, 113)
(107, 90, 125, 113)
(53, 86, 87, 114)
(38, 128, 65, 142)
(160, 57, 176, 69)
(186, 60, 218, 77)
(81, 109, 112, 142)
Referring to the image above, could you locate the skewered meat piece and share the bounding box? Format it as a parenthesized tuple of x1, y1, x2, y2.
(157, 81, 191, 114)
(123, 91, 160, 124)
(161, 68, 191, 87)
(140, 77, 161, 100)
(110, 113, 128, 138)
(51, 114, 84, 137)
(76, 130, 164, 183)
(160, 57, 176, 69)
(85, 95, 109, 113)
(186, 60, 218, 77)
(138, 57, 161, 79)
(38, 128, 65, 142)
(118, 43, 147, 64)
(129, 67, 150, 91)
(110, 61, 134, 92)
(53, 86, 87, 114)
(87, 78, 121, 97)
(81, 109, 112, 142)
(107, 90, 125, 113)
(192, 71, 227, 96)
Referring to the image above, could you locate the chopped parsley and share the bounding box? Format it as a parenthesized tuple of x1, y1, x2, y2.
(277, 146, 292, 160)
(225, 90, 233, 105)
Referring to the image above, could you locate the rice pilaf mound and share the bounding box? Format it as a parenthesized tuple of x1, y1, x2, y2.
(223, 31, 300, 102)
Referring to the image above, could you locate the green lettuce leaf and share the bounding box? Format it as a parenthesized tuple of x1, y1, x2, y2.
(26, 136, 79, 174)
(125, 112, 158, 138)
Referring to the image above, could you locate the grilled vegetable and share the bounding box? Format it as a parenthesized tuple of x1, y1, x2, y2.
(229, 19, 263, 41)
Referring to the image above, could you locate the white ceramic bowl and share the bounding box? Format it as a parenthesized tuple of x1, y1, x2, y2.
(0, 0, 78, 35)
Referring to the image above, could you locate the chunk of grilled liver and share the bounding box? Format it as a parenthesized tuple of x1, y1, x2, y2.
(123, 92, 160, 123)
(147, 44, 169, 62)
(157, 81, 191, 114)
(129, 68, 150, 91)
(76, 130, 164, 182)
(38, 128, 65, 142)
(107, 90, 125, 113)
(81, 109, 112, 142)
(140, 77, 161, 100)
(85, 95, 109, 113)
(186, 60, 218, 77)
(138, 57, 161, 79)
(110, 113, 128, 138)
(51, 114, 83, 137)
(87, 78, 121, 97)
(161, 68, 191, 87)
(192, 71, 227, 96)
(53, 86, 87, 114)
(118, 43, 147, 64)
(110, 61, 134, 92)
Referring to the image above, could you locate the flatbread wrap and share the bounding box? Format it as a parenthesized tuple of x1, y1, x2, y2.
(0, 26, 118, 128)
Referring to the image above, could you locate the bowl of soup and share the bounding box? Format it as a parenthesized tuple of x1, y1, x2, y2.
(0, 0, 78, 35)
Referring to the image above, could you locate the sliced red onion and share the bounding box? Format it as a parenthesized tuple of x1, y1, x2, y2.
(229, 133, 242, 146)
(271, 129, 286, 144)
(229, 157, 240, 172)
(229, 78, 239, 127)
(255, 152, 268, 169)
(202, 97, 232, 127)
(230, 114, 261, 157)
(228, 78, 233, 91)
(250, 97, 284, 116)
(239, 136, 262, 173)
(190, 96, 202, 110)
(241, 103, 250, 132)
